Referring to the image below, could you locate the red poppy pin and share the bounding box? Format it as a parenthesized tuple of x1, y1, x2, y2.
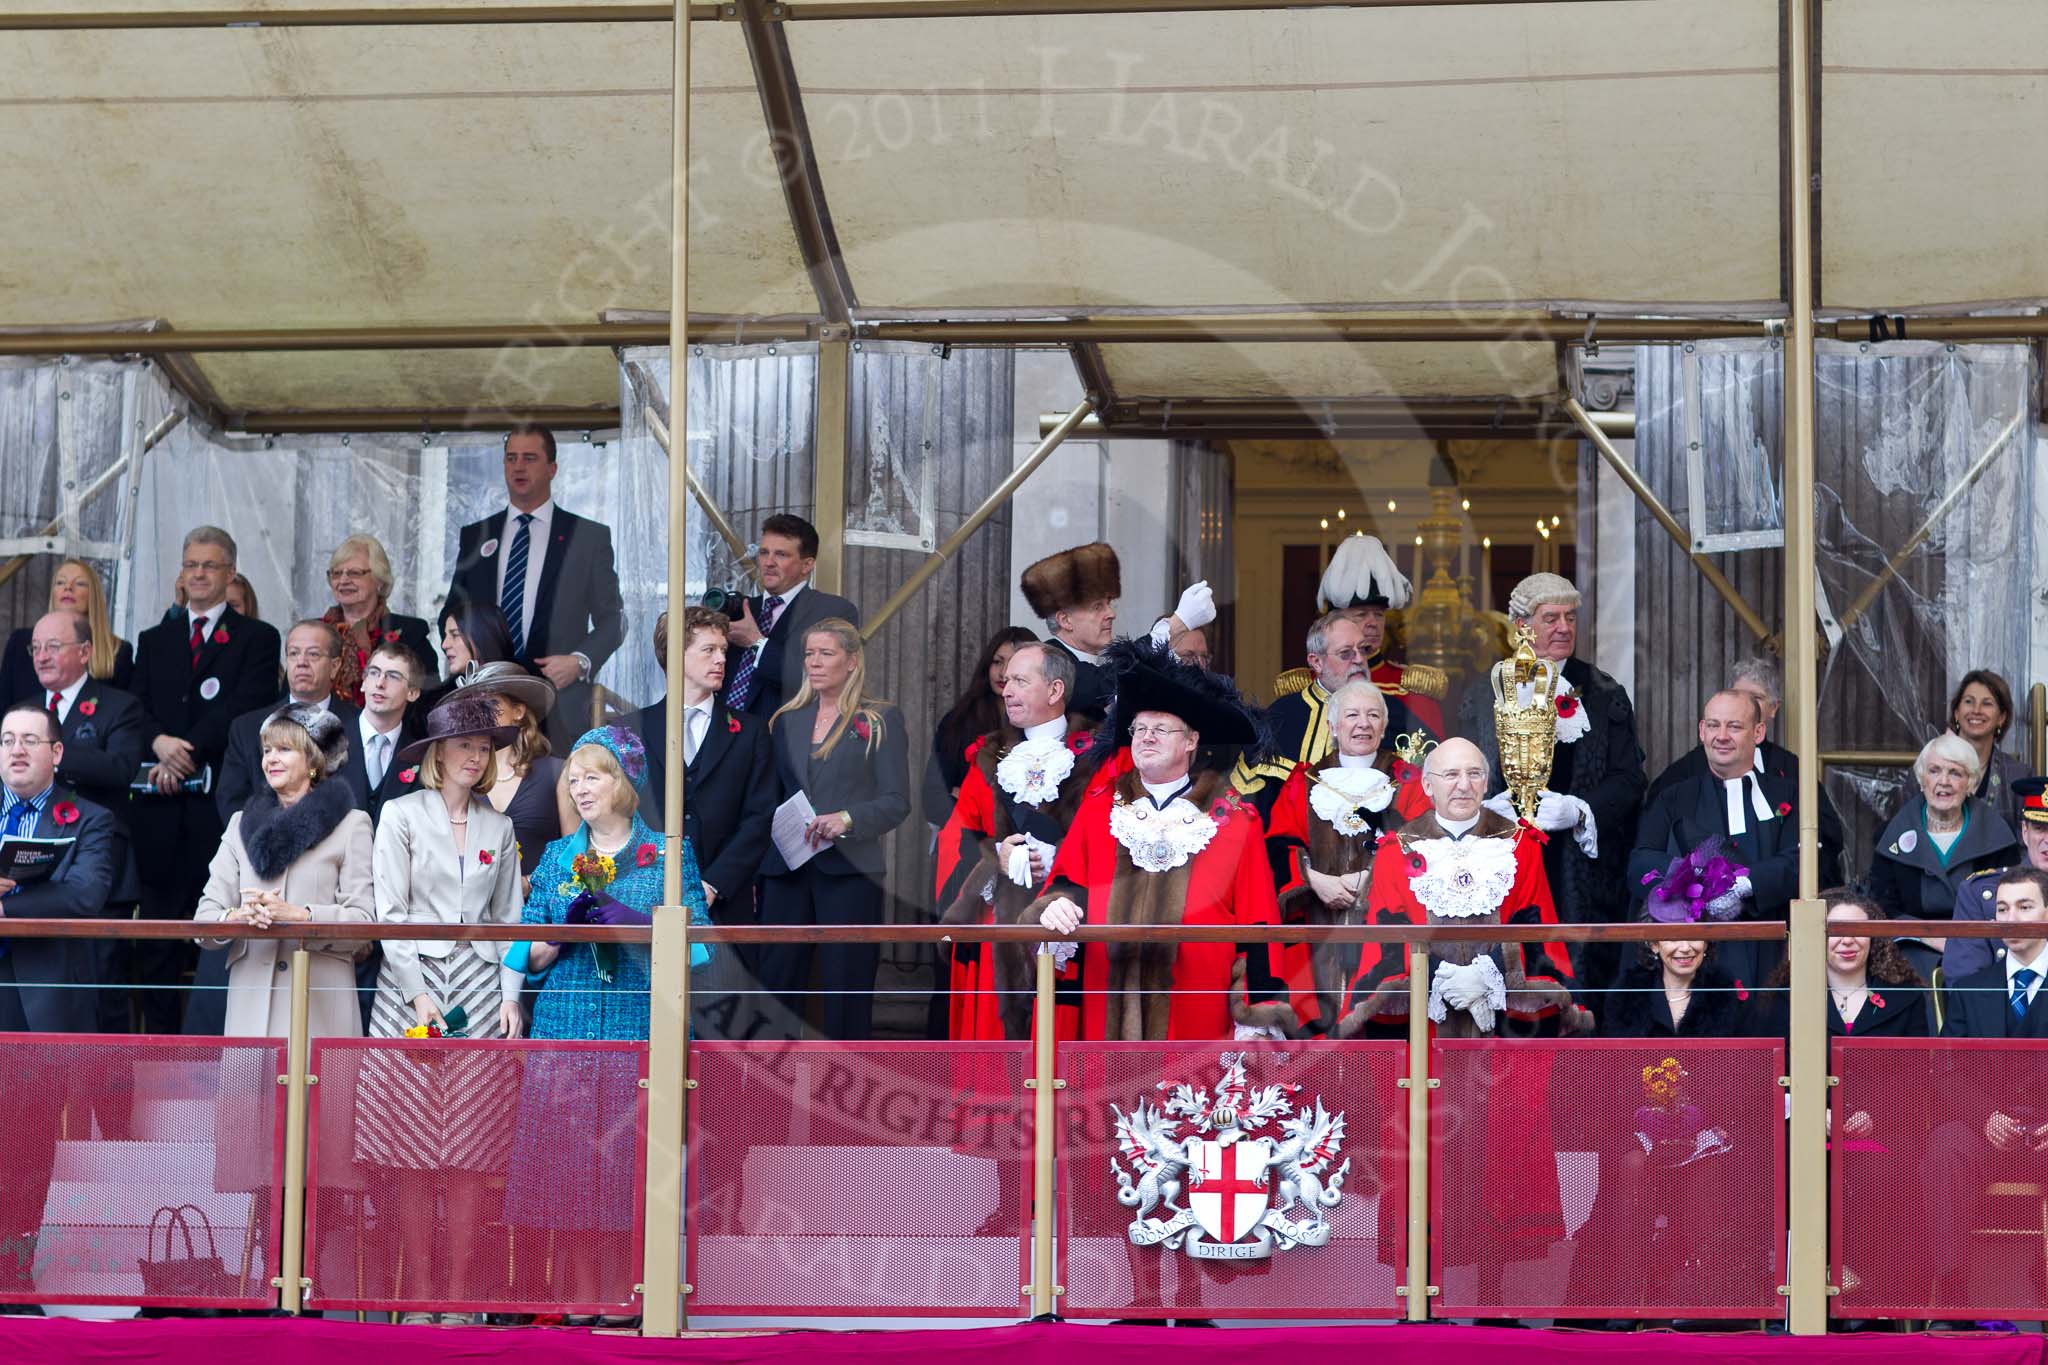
(1776, 801, 1792, 817)
(1734, 979, 1750, 1002)
(1406, 851, 1428, 875)
(51, 802, 79, 827)
(398, 766, 418, 785)
(1390, 758, 1417, 783)
(382, 630, 401, 644)
(77, 699, 96, 718)
(1869, 992, 1886, 1010)
(726, 715, 742, 735)
(1556, 695, 1580, 718)
(212, 627, 229, 645)
(852, 717, 871, 741)
(635, 842, 659, 868)
(1211, 799, 1233, 829)
(478, 849, 494, 867)
(1070, 731, 1093, 754)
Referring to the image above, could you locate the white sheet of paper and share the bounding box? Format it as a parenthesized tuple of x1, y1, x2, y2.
(771, 790, 821, 871)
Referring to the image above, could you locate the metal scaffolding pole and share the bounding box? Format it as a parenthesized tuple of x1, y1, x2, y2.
(1782, 0, 1828, 1335)
(641, 0, 691, 1338)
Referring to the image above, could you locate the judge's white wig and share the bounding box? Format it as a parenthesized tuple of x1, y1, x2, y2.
(1507, 572, 1582, 620)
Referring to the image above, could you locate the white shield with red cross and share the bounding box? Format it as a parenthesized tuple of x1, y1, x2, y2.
(1188, 1137, 1271, 1246)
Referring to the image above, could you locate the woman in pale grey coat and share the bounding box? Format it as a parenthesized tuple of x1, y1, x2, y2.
(195, 705, 373, 1039)
(352, 693, 524, 1319)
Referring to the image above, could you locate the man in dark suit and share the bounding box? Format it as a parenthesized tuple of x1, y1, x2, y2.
(444, 423, 625, 691)
(632, 610, 775, 910)
(216, 619, 357, 820)
(1645, 656, 1797, 804)
(1629, 689, 1843, 987)
(346, 638, 424, 825)
(131, 527, 282, 1034)
(0, 702, 120, 1293)
(29, 610, 144, 1048)
(720, 514, 860, 720)
(1923, 867, 2048, 1310)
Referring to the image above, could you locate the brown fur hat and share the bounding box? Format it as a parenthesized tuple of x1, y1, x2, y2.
(1020, 541, 1121, 619)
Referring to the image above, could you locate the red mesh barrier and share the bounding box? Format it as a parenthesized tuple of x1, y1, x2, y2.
(1431, 1038, 1784, 1320)
(1059, 1041, 1405, 1320)
(0, 1034, 284, 1309)
(1834, 1038, 2048, 1321)
(687, 1041, 1033, 1316)
(304, 1039, 648, 1315)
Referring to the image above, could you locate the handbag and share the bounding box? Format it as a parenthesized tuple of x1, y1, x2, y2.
(137, 1204, 240, 1300)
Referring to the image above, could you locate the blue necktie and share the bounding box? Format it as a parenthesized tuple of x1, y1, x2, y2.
(2013, 969, 2038, 1021)
(1, 799, 29, 941)
(499, 512, 535, 656)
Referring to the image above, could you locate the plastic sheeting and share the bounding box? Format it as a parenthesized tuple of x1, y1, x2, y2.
(109, 372, 674, 707)
(1629, 339, 2037, 868)
(0, 357, 144, 639)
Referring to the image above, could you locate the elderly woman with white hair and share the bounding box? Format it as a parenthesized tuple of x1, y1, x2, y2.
(1455, 571, 1646, 988)
(1868, 731, 2020, 980)
(1264, 678, 1430, 1032)
(321, 532, 434, 708)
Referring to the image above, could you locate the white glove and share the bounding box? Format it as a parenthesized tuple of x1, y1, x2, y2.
(1481, 791, 1521, 822)
(1232, 1022, 1287, 1043)
(1533, 790, 1589, 832)
(1429, 958, 1505, 1031)
(1172, 580, 1217, 631)
(1733, 874, 1754, 900)
(1005, 835, 1056, 888)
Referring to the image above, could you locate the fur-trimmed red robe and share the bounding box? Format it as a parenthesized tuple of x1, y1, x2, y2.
(1030, 765, 1293, 1042)
(933, 715, 1110, 1041)
(1262, 751, 1430, 1032)
(1338, 806, 1590, 1252)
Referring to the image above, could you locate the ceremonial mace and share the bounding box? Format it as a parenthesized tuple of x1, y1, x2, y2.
(1490, 625, 1560, 823)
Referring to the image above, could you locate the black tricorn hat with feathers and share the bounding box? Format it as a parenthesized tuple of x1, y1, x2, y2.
(1100, 636, 1270, 764)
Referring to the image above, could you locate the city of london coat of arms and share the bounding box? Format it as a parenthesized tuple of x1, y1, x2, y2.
(1110, 1053, 1350, 1261)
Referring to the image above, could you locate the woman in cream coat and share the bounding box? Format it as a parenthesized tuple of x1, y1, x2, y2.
(195, 705, 374, 1038)
(351, 693, 523, 1319)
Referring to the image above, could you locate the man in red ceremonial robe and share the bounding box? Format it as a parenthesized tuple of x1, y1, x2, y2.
(935, 641, 1109, 1041)
(1337, 737, 1589, 1312)
(1337, 736, 1586, 1039)
(1034, 640, 1295, 1042)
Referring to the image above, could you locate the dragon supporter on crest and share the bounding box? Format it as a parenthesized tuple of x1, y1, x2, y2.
(935, 641, 1111, 1042)
(1034, 639, 1296, 1042)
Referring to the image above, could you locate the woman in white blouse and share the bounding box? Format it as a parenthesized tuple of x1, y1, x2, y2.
(351, 692, 523, 1321)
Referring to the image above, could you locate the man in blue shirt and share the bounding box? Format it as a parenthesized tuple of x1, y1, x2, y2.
(0, 701, 118, 1300)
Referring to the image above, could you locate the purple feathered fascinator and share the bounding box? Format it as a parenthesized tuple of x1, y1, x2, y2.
(1639, 836, 1748, 924)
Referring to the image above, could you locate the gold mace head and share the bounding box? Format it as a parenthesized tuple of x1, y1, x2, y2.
(1490, 623, 1558, 822)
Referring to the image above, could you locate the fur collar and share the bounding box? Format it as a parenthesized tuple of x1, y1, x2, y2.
(1604, 962, 1743, 1038)
(240, 778, 356, 880)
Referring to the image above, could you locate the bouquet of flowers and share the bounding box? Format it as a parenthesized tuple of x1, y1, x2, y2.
(1640, 836, 1747, 924)
(563, 851, 624, 982)
(1633, 1057, 1730, 1167)
(402, 1006, 469, 1066)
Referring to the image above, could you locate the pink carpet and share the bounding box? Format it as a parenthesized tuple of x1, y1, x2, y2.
(0, 1319, 2039, 1365)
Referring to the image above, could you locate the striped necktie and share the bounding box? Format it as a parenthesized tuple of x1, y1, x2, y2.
(499, 512, 535, 655)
